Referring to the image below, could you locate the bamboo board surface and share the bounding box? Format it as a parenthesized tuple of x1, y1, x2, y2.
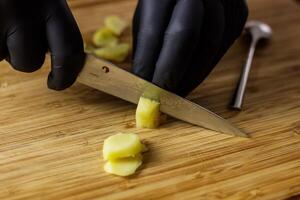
(0, 0, 300, 199)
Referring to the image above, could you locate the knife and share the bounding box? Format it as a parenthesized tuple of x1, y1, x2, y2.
(77, 54, 248, 138)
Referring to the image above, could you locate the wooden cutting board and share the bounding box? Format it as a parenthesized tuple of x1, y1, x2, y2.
(0, 0, 300, 199)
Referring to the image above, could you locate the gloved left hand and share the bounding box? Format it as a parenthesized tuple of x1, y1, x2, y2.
(0, 0, 85, 90)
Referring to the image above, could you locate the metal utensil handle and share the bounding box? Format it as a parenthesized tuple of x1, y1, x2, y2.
(232, 40, 257, 110)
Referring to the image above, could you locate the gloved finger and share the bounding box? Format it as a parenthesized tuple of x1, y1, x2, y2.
(132, 0, 175, 81)
(177, 0, 226, 96)
(132, 1, 141, 59)
(6, 21, 47, 72)
(211, 0, 248, 67)
(0, 1, 9, 62)
(178, 0, 248, 96)
(45, 0, 85, 91)
(152, 0, 204, 93)
(0, 32, 6, 61)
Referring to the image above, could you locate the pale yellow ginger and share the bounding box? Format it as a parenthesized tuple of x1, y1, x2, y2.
(136, 97, 161, 129)
(104, 155, 142, 177)
(104, 15, 128, 36)
(93, 43, 130, 62)
(92, 27, 118, 47)
(103, 133, 144, 160)
(103, 133, 146, 176)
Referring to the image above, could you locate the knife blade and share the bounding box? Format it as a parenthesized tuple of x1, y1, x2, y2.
(77, 54, 248, 138)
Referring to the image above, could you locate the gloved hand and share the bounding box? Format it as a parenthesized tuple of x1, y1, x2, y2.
(0, 0, 85, 90)
(132, 0, 248, 96)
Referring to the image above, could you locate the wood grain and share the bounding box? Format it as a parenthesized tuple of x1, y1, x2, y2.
(0, 0, 300, 199)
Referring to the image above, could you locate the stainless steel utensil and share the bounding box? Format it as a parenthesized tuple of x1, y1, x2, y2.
(78, 55, 248, 137)
(232, 21, 272, 110)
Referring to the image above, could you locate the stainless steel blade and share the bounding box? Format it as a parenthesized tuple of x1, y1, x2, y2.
(78, 54, 248, 137)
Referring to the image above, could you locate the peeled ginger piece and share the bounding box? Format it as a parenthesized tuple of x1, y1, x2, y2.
(92, 27, 118, 47)
(84, 43, 95, 54)
(94, 43, 130, 62)
(105, 15, 127, 36)
(136, 97, 161, 129)
(104, 155, 142, 176)
(103, 133, 143, 160)
(103, 133, 145, 177)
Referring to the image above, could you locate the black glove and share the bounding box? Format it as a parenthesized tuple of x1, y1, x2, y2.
(0, 0, 85, 90)
(132, 0, 248, 96)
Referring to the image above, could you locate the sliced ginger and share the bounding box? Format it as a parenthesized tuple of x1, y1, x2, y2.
(92, 27, 118, 47)
(88, 15, 130, 62)
(136, 97, 161, 129)
(103, 133, 145, 176)
(104, 155, 142, 177)
(104, 15, 127, 36)
(103, 133, 144, 160)
(94, 43, 130, 62)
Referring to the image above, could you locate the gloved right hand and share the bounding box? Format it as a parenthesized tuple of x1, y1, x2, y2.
(132, 0, 248, 96)
(0, 0, 85, 90)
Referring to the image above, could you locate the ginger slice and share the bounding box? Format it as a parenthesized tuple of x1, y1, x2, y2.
(92, 27, 118, 47)
(104, 15, 127, 36)
(103, 133, 143, 160)
(104, 155, 142, 177)
(93, 43, 130, 62)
